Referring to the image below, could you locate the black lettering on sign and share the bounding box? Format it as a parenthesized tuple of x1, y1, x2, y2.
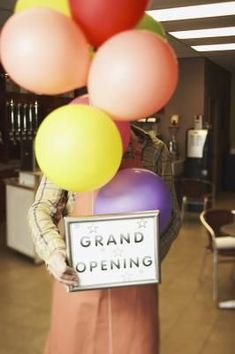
(95, 235, 104, 246)
(120, 233, 130, 244)
(80, 236, 91, 247)
(76, 262, 86, 272)
(106, 234, 117, 246)
(134, 232, 144, 243)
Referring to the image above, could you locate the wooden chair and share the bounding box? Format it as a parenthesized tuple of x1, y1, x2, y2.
(181, 178, 215, 220)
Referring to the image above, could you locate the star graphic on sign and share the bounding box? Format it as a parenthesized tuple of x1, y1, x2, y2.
(113, 248, 124, 257)
(121, 272, 133, 282)
(87, 224, 98, 233)
(72, 223, 80, 230)
(137, 219, 148, 229)
(139, 268, 145, 275)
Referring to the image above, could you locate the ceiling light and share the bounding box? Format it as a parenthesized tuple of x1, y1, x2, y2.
(147, 2, 235, 21)
(169, 26, 235, 39)
(191, 43, 235, 51)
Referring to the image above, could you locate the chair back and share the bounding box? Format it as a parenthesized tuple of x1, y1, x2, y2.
(201, 209, 234, 236)
(181, 178, 214, 201)
(200, 209, 235, 249)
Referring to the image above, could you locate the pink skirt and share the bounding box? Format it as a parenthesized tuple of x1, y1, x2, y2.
(44, 282, 159, 354)
(44, 191, 159, 354)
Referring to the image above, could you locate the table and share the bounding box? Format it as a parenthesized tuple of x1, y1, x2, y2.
(221, 222, 235, 236)
(4, 177, 41, 263)
(218, 300, 235, 309)
(219, 222, 235, 309)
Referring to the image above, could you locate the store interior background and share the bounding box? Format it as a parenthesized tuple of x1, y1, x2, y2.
(0, 1, 235, 354)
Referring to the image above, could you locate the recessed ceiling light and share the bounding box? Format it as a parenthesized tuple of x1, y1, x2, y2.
(147, 2, 235, 21)
(191, 43, 235, 51)
(169, 26, 235, 39)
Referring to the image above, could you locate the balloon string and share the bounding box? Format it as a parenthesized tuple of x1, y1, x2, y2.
(91, 192, 94, 214)
(108, 288, 113, 354)
(91, 189, 98, 215)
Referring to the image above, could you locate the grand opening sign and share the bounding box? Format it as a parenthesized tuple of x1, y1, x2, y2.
(64, 210, 160, 292)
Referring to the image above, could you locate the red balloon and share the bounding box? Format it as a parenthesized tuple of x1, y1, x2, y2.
(68, 0, 149, 47)
(70, 94, 131, 151)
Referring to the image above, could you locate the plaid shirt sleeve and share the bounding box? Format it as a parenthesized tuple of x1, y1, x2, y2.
(29, 131, 181, 262)
(142, 132, 182, 261)
(27, 175, 68, 262)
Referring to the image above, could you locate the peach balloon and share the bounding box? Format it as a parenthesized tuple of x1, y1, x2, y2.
(88, 30, 178, 121)
(0, 8, 91, 95)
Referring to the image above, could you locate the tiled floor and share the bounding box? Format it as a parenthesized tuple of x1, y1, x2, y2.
(159, 192, 235, 354)
(0, 192, 235, 354)
(0, 229, 51, 354)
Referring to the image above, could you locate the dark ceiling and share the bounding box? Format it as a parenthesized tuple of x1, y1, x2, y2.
(148, 0, 235, 73)
(0, 0, 235, 73)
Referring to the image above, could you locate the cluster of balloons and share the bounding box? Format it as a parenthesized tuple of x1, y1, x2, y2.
(0, 0, 177, 231)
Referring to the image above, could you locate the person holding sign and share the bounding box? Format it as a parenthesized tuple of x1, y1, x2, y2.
(28, 125, 181, 354)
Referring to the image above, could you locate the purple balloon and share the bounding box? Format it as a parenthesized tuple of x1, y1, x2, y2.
(94, 168, 172, 232)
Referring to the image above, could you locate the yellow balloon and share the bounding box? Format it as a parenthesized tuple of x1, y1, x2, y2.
(14, 0, 71, 17)
(35, 104, 123, 192)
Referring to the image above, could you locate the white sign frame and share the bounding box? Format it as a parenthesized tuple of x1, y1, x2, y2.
(64, 210, 160, 292)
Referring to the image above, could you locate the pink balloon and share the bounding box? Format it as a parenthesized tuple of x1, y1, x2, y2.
(71, 94, 89, 105)
(114, 120, 130, 152)
(0, 8, 91, 95)
(88, 30, 178, 121)
(70, 94, 130, 151)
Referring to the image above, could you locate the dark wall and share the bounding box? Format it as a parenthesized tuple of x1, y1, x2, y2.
(231, 74, 235, 146)
(159, 56, 231, 192)
(160, 57, 205, 157)
(204, 59, 231, 191)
